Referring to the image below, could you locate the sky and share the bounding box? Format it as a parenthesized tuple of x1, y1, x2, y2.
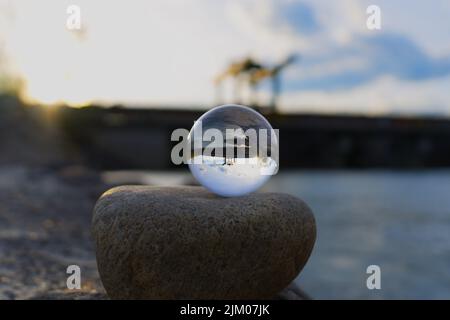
(0, 0, 450, 115)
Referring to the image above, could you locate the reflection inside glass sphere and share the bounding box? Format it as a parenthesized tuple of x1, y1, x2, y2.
(187, 104, 278, 197)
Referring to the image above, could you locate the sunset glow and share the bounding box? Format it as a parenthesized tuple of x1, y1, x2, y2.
(1, 0, 450, 113)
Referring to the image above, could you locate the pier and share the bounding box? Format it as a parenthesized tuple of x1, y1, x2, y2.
(57, 105, 450, 170)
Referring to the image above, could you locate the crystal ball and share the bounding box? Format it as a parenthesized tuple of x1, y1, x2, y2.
(187, 104, 278, 197)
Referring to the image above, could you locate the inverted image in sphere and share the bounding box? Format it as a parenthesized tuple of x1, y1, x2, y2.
(187, 104, 278, 197)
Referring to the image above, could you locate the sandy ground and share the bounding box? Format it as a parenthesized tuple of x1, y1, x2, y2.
(0, 165, 109, 299)
(0, 97, 108, 299)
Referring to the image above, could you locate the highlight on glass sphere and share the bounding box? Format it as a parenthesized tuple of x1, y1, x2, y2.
(186, 104, 279, 197)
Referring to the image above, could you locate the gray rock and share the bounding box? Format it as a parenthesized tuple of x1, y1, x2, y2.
(276, 281, 312, 300)
(92, 186, 316, 299)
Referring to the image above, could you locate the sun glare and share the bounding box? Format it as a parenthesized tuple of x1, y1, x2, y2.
(6, 2, 95, 107)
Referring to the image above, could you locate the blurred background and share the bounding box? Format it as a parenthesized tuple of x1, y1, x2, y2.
(1, 0, 450, 299)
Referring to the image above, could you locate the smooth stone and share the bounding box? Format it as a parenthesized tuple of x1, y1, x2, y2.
(276, 281, 312, 300)
(92, 186, 316, 299)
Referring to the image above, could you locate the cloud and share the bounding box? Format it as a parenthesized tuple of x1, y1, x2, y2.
(276, 2, 320, 35)
(225, 0, 450, 96)
(280, 75, 450, 116)
(284, 33, 450, 91)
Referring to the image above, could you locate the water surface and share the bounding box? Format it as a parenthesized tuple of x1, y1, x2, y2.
(263, 170, 450, 299)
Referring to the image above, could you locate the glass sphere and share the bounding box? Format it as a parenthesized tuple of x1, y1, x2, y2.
(187, 104, 278, 197)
